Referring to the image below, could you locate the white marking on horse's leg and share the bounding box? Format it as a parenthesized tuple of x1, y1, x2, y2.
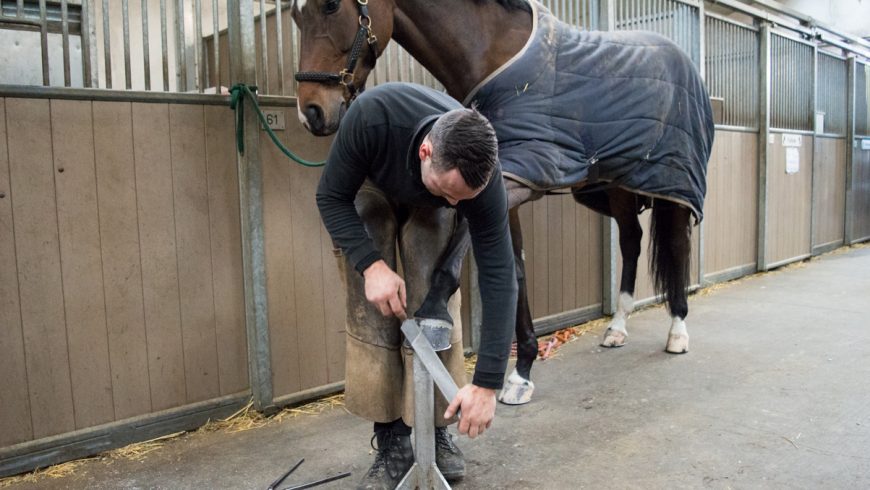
(601, 292, 633, 348)
(498, 368, 535, 405)
(666, 316, 689, 354)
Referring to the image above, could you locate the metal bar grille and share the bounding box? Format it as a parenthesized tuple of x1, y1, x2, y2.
(770, 32, 814, 131)
(614, 0, 700, 66)
(704, 15, 759, 128)
(817, 52, 848, 136)
(858, 62, 870, 136)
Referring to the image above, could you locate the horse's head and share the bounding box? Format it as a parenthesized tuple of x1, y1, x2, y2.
(291, 0, 394, 136)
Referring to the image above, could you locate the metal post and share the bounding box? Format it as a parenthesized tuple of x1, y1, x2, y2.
(142, 0, 151, 90)
(102, 0, 112, 88)
(229, 0, 275, 414)
(844, 56, 856, 245)
(123, 0, 132, 89)
(598, 0, 617, 314)
(61, 0, 71, 87)
(696, 0, 705, 285)
(757, 24, 772, 271)
(81, 0, 97, 87)
(39, 0, 49, 86)
(809, 44, 818, 254)
(469, 257, 482, 353)
(175, 0, 188, 91)
(599, 0, 615, 31)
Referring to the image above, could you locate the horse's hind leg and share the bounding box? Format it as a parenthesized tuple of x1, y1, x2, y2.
(601, 189, 643, 348)
(650, 199, 693, 354)
(498, 207, 537, 405)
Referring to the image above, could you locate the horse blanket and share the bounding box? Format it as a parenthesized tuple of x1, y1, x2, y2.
(463, 1, 715, 220)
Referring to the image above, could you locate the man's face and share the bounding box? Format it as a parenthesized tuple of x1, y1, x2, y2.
(419, 137, 484, 206)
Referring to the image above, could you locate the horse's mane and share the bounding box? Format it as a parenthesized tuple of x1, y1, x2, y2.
(477, 0, 533, 13)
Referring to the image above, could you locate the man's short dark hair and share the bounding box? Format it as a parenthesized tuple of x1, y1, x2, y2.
(428, 106, 498, 190)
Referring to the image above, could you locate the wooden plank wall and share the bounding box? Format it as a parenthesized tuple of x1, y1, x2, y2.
(259, 106, 347, 398)
(0, 98, 248, 448)
(853, 142, 870, 242)
(765, 133, 814, 266)
(519, 194, 603, 320)
(704, 131, 759, 279)
(812, 137, 847, 250)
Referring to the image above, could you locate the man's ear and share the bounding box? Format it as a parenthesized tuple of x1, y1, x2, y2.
(419, 136, 433, 162)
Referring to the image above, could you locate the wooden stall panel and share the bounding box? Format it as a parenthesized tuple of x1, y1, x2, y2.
(51, 100, 115, 428)
(132, 103, 187, 412)
(261, 105, 339, 398)
(703, 131, 759, 281)
(0, 99, 34, 446)
(204, 106, 249, 395)
(519, 193, 603, 320)
(93, 101, 152, 419)
(263, 114, 302, 397)
(766, 133, 813, 267)
(812, 137, 847, 251)
(853, 142, 870, 242)
(6, 98, 75, 439)
(169, 105, 221, 404)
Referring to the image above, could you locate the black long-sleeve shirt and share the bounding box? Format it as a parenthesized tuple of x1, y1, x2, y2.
(316, 83, 517, 390)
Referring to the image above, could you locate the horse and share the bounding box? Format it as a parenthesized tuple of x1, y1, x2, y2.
(290, 0, 714, 404)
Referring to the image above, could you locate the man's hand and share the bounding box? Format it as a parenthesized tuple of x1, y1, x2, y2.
(443, 384, 496, 438)
(363, 260, 407, 320)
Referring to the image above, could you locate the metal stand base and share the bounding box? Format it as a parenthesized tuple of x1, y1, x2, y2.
(395, 355, 451, 490)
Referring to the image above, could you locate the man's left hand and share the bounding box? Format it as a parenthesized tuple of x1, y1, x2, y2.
(443, 384, 496, 438)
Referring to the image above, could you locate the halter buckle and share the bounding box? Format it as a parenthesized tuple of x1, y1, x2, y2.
(339, 69, 355, 87)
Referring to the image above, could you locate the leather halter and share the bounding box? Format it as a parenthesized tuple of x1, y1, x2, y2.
(294, 0, 379, 101)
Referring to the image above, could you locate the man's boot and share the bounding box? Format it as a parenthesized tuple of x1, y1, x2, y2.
(357, 428, 414, 490)
(435, 427, 465, 480)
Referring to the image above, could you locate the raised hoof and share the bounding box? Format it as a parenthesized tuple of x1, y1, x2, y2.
(601, 328, 627, 348)
(498, 369, 535, 405)
(665, 333, 689, 354)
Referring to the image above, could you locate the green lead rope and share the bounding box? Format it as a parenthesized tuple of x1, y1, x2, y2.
(229, 83, 326, 168)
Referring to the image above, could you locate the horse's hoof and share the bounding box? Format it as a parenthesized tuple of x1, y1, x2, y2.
(666, 333, 689, 354)
(601, 328, 627, 348)
(498, 369, 534, 405)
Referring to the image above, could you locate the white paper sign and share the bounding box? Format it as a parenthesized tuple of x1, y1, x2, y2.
(782, 134, 802, 147)
(862, 139, 870, 151)
(786, 147, 800, 174)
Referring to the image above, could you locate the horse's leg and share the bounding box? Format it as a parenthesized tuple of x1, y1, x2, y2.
(650, 199, 693, 354)
(414, 217, 470, 324)
(498, 179, 542, 405)
(600, 188, 643, 348)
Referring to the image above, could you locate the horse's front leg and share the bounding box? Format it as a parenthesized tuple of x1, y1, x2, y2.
(414, 216, 470, 325)
(498, 179, 542, 405)
(601, 189, 643, 348)
(498, 207, 537, 405)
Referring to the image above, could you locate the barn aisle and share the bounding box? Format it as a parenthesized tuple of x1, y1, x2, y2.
(4, 246, 869, 489)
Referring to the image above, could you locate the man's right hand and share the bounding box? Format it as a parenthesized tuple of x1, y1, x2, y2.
(363, 260, 407, 320)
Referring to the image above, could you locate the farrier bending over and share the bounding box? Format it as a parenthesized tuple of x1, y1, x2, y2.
(316, 82, 517, 489)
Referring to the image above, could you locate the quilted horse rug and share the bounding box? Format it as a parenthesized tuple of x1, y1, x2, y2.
(463, 1, 715, 220)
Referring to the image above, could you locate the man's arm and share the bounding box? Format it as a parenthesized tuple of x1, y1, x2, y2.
(315, 111, 408, 319)
(444, 168, 518, 437)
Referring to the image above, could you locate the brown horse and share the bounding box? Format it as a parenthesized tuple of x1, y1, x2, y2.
(291, 0, 712, 404)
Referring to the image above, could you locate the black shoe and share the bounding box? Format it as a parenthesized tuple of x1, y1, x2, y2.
(435, 427, 465, 480)
(357, 430, 415, 490)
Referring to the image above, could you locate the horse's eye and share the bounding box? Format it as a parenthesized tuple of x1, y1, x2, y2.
(323, 0, 340, 14)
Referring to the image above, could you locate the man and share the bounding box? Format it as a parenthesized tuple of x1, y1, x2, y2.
(316, 82, 517, 489)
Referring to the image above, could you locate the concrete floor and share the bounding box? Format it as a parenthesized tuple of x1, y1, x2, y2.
(4, 246, 869, 489)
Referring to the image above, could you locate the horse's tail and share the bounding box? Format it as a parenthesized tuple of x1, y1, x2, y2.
(649, 199, 692, 318)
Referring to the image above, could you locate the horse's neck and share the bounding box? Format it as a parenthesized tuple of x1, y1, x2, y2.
(392, 0, 532, 101)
